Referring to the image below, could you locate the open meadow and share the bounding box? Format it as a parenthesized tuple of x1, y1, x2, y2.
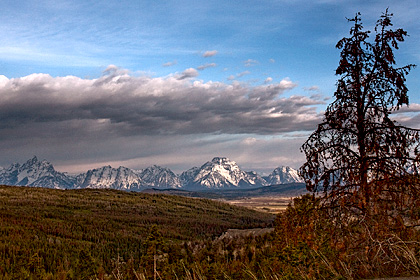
(222, 196, 293, 214)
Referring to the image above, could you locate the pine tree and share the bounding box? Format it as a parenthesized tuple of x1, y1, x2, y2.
(300, 10, 420, 220)
(141, 225, 167, 280)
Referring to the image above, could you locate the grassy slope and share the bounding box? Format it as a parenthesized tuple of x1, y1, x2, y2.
(0, 185, 273, 276)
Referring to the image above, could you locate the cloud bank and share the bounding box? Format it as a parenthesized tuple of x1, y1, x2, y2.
(2, 66, 418, 173)
(0, 67, 323, 136)
(0, 66, 326, 172)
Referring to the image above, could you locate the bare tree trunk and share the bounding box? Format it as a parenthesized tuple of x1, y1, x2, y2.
(154, 254, 157, 280)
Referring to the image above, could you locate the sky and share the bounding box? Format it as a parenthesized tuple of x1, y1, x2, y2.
(0, 0, 419, 175)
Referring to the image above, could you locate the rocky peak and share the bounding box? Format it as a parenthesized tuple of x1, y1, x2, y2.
(76, 165, 143, 190)
(184, 157, 265, 189)
(265, 166, 303, 185)
(0, 156, 74, 188)
(0, 156, 304, 191)
(139, 165, 181, 188)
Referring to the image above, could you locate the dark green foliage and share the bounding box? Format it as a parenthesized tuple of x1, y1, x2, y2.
(0, 185, 272, 278)
(2, 185, 420, 279)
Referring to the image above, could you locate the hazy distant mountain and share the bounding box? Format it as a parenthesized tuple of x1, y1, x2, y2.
(264, 166, 303, 185)
(181, 157, 267, 189)
(0, 156, 75, 189)
(0, 156, 304, 191)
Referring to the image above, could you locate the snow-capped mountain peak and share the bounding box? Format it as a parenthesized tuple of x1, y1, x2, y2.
(0, 156, 304, 190)
(76, 165, 143, 190)
(179, 166, 199, 186)
(0, 156, 74, 189)
(17, 157, 55, 185)
(265, 166, 303, 185)
(183, 157, 266, 189)
(138, 165, 181, 188)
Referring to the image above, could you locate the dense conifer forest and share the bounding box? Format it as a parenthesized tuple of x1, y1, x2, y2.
(2, 184, 420, 279)
(0, 185, 274, 279)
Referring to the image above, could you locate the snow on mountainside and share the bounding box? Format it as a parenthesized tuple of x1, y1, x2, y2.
(181, 157, 266, 189)
(246, 171, 268, 187)
(0, 156, 75, 189)
(139, 165, 181, 188)
(264, 166, 303, 185)
(0, 156, 303, 190)
(76, 165, 181, 190)
(76, 166, 144, 190)
(179, 166, 200, 186)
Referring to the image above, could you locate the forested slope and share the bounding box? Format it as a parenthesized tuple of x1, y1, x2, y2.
(0, 185, 273, 278)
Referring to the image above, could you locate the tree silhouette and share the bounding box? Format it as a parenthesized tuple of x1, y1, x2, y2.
(300, 10, 420, 220)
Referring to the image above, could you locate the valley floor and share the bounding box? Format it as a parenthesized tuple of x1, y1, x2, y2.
(222, 195, 293, 214)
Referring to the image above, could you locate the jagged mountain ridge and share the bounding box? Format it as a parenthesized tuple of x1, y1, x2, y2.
(0, 156, 75, 189)
(0, 156, 302, 190)
(74, 164, 182, 191)
(139, 165, 182, 188)
(263, 166, 303, 185)
(181, 157, 267, 189)
(75, 165, 144, 190)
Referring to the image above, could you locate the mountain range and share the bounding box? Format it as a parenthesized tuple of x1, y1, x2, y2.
(0, 156, 303, 190)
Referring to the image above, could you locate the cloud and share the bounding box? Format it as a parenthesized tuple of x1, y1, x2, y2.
(228, 71, 251, 80)
(0, 66, 320, 136)
(269, 59, 275, 63)
(264, 77, 273, 84)
(394, 103, 420, 113)
(304, 85, 320, 92)
(0, 66, 325, 172)
(244, 59, 259, 67)
(197, 63, 217, 70)
(248, 79, 297, 101)
(241, 137, 258, 145)
(176, 68, 199, 80)
(392, 103, 420, 129)
(202, 50, 218, 57)
(163, 60, 177, 67)
(238, 71, 251, 77)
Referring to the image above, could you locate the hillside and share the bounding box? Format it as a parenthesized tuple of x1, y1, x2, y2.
(0, 185, 273, 278)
